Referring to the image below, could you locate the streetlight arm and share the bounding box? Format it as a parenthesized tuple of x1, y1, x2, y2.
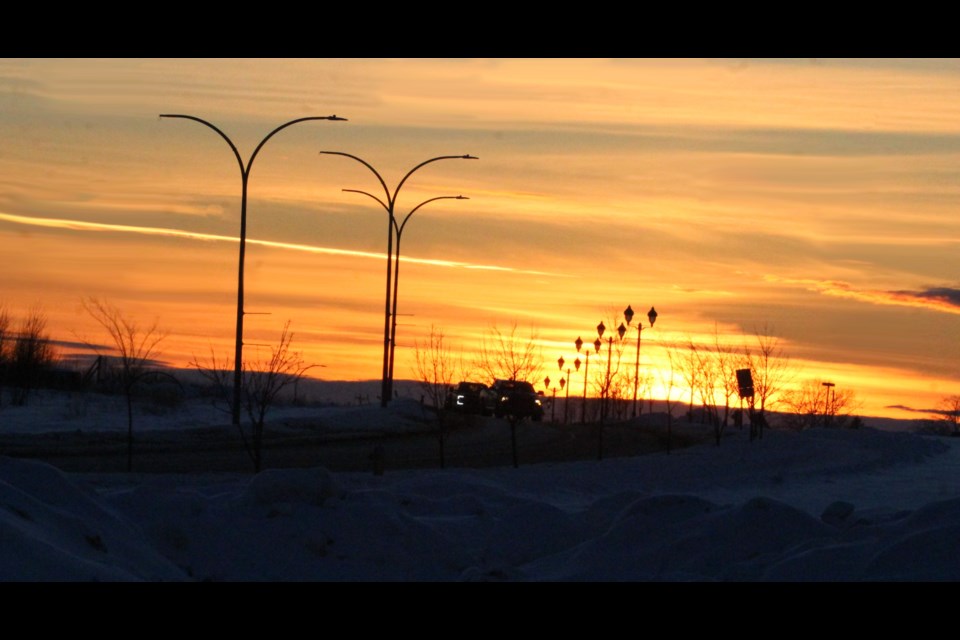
(160, 114, 246, 176)
(393, 155, 477, 209)
(163, 114, 346, 177)
(342, 188, 389, 213)
(320, 151, 392, 205)
(248, 116, 346, 170)
(398, 195, 468, 236)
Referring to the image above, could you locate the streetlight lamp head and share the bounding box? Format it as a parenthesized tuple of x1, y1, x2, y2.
(575, 336, 583, 352)
(462, 155, 479, 160)
(618, 322, 627, 340)
(574, 357, 581, 371)
(597, 321, 606, 338)
(544, 376, 551, 389)
(326, 115, 348, 121)
(560, 377, 566, 390)
(624, 305, 635, 325)
(593, 338, 602, 353)
(558, 356, 565, 371)
(648, 307, 658, 326)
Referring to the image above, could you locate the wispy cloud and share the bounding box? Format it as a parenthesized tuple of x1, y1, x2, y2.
(0, 212, 562, 277)
(765, 275, 960, 315)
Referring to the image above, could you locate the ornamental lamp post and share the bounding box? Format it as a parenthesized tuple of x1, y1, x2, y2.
(594, 319, 627, 460)
(623, 304, 658, 418)
(576, 336, 592, 424)
(559, 374, 567, 424)
(559, 355, 571, 425)
(573, 355, 582, 424)
(547, 375, 559, 423)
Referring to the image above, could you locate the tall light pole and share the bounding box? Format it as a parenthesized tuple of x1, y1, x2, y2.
(160, 114, 347, 425)
(387, 195, 468, 395)
(623, 305, 658, 418)
(319, 152, 477, 407)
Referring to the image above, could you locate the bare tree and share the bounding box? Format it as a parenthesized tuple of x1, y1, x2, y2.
(194, 321, 314, 473)
(412, 325, 467, 469)
(690, 339, 720, 424)
(243, 322, 314, 473)
(932, 395, 960, 435)
(782, 379, 861, 430)
(592, 314, 631, 425)
(659, 344, 682, 454)
(190, 347, 233, 415)
(676, 338, 703, 421)
(741, 324, 796, 437)
(476, 321, 543, 385)
(711, 327, 742, 445)
(9, 306, 57, 407)
(82, 298, 169, 472)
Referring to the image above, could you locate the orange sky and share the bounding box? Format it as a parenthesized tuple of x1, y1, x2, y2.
(1, 58, 959, 420)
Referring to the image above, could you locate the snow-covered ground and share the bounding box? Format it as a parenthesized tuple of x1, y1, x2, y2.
(2, 386, 959, 581)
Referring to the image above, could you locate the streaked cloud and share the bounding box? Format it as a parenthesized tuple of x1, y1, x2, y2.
(765, 275, 960, 315)
(3, 58, 960, 419)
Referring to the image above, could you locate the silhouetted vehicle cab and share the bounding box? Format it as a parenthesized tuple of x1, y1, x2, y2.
(445, 381, 496, 416)
(491, 379, 544, 422)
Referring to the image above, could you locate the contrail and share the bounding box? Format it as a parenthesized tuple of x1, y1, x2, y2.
(0, 212, 564, 277)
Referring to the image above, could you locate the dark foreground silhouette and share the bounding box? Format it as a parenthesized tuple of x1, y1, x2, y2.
(0, 416, 711, 475)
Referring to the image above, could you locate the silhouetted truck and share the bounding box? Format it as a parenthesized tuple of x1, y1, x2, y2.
(445, 381, 496, 416)
(491, 379, 544, 422)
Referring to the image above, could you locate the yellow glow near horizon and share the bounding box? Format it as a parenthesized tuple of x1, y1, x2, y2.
(2, 58, 959, 423)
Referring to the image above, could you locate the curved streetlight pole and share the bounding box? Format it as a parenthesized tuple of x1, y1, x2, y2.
(319, 152, 477, 406)
(388, 195, 468, 394)
(159, 114, 347, 425)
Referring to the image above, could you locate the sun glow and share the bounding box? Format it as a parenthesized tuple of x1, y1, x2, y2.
(2, 59, 959, 422)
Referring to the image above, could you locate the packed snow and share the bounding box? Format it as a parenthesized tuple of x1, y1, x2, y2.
(2, 385, 959, 581)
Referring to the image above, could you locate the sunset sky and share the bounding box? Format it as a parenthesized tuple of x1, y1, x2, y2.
(1, 58, 959, 418)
